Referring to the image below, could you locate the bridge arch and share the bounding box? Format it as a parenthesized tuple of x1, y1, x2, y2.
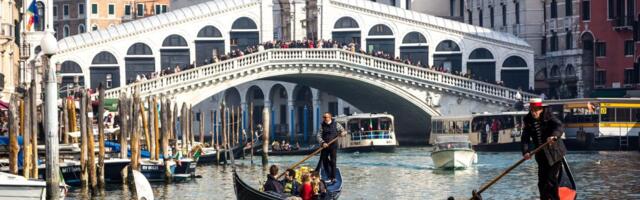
(196, 25, 225, 66)
(90, 51, 120, 90)
(433, 40, 462, 72)
(467, 48, 496, 83)
(292, 85, 313, 137)
(125, 43, 156, 84)
(400, 31, 429, 66)
(230, 17, 259, 51)
(161, 34, 191, 71)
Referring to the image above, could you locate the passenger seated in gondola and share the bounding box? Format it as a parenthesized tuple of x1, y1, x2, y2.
(272, 140, 281, 151)
(310, 171, 326, 200)
(263, 165, 284, 194)
(299, 173, 313, 200)
(281, 169, 300, 196)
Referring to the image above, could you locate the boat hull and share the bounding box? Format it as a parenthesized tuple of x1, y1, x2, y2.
(255, 148, 318, 156)
(233, 167, 342, 200)
(340, 144, 396, 153)
(0, 185, 46, 200)
(431, 149, 476, 169)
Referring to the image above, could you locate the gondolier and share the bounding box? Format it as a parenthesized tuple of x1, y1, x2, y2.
(521, 98, 568, 200)
(316, 112, 346, 184)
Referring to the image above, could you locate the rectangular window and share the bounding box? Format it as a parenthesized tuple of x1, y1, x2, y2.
(626, 0, 634, 26)
(624, 40, 634, 55)
(632, 109, 640, 122)
(541, 37, 547, 55)
(106, 74, 113, 88)
(137, 4, 144, 16)
(91, 4, 97, 14)
(596, 70, 606, 86)
(450, 0, 455, 17)
(582, 1, 590, 20)
(515, 2, 520, 24)
(53, 5, 57, 17)
(155, 5, 161, 15)
(63, 4, 69, 16)
(78, 3, 84, 15)
(551, 0, 557, 18)
(478, 9, 483, 27)
(108, 4, 115, 15)
(608, 0, 615, 19)
(162, 5, 167, 13)
(565, 0, 572, 16)
(502, 4, 507, 26)
(615, 108, 631, 122)
(125, 5, 131, 16)
(565, 31, 572, 49)
(624, 69, 634, 84)
(468, 10, 473, 24)
(490, 6, 494, 28)
(550, 31, 558, 51)
(595, 42, 607, 57)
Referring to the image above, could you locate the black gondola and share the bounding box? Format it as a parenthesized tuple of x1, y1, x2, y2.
(255, 146, 319, 156)
(233, 167, 342, 200)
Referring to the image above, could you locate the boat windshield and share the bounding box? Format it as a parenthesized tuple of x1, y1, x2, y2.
(347, 117, 393, 141)
(436, 142, 471, 150)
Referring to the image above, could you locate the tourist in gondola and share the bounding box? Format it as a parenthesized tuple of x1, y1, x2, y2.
(280, 169, 300, 196)
(316, 112, 347, 184)
(299, 173, 313, 200)
(521, 98, 567, 200)
(263, 165, 284, 194)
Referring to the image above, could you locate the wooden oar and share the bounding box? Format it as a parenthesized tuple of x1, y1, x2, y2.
(470, 138, 557, 200)
(276, 137, 340, 179)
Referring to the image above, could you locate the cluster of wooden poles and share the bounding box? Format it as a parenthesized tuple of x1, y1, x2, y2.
(6, 80, 39, 179)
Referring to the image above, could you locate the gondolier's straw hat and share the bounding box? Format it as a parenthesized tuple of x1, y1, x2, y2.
(529, 98, 543, 107)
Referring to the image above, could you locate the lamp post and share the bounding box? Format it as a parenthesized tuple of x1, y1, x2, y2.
(18, 32, 30, 87)
(40, 29, 60, 200)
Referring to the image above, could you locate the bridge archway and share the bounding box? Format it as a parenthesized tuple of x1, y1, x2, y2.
(433, 40, 462, 72)
(400, 31, 428, 66)
(500, 55, 528, 89)
(366, 24, 395, 56)
(90, 51, 120, 90)
(230, 17, 259, 51)
(196, 25, 225, 66)
(125, 43, 155, 84)
(467, 48, 496, 83)
(332, 16, 361, 49)
(292, 85, 313, 140)
(161, 34, 190, 70)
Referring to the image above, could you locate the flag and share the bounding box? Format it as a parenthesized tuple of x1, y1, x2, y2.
(368, 119, 373, 130)
(558, 158, 577, 200)
(26, 0, 39, 31)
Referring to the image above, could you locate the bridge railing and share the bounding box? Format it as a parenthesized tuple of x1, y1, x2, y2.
(103, 48, 537, 103)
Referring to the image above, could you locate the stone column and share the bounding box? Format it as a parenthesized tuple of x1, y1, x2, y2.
(287, 99, 295, 143)
(291, 0, 307, 41)
(312, 98, 320, 136)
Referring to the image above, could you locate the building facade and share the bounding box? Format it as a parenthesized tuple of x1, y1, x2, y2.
(0, 0, 20, 102)
(52, 0, 171, 40)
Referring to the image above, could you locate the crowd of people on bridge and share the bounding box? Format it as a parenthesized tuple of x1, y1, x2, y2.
(127, 38, 536, 93)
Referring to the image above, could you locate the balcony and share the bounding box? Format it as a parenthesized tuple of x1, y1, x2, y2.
(548, 19, 557, 31)
(0, 23, 15, 44)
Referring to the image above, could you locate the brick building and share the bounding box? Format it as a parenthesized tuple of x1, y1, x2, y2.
(53, 0, 171, 40)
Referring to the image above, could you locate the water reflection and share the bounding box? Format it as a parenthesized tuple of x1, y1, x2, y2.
(65, 147, 640, 199)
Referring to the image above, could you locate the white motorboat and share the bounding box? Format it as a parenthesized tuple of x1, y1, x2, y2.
(430, 135, 477, 169)
(0, 171, 66, 200)
(336, 113, 398, 152)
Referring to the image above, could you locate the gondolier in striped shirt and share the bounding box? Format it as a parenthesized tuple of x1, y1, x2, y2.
(521, 98, 568, 200)
(316, 112, 347, 184)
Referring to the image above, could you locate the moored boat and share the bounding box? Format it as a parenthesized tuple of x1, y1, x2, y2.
(431, 135, 477, 169)
(0, 171, 66, 199)
(255, 146, 319, 156)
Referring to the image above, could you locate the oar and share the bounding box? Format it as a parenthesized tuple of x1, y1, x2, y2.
(470, 138, 557, 200)
(276, 137, 340, 179)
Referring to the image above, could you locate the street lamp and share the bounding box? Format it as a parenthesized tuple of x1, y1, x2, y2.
(40, 30, 60, 200)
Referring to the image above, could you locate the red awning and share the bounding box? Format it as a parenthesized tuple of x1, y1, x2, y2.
(0, 101, 8, 111)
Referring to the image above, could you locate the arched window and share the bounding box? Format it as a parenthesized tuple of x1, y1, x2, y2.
(581, 32, 594, 51)
(34, 2, 45, 31)
(197, 26, 222, 37)
(368, 24, 393, 36)
(565, 64, 575, 76)
(231, 17, 257, 29)
(92, 51, 118, 64)
(63, 25, 70, 37)
(502, 56, 527, 68)
(334, 17, 359, 29)
(78, 24, 86, 33)
(162, 34, 188, 47)
(60, 61, 83, 73)
(402, 32, 427, 44)
(469, 48, 494, 59)
(435, 40, 460, 52)
(127, 43, 153, 55)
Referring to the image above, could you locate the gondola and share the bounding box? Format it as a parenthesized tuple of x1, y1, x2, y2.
(233, 166, 342, 200)
(255, 146, 319, 156)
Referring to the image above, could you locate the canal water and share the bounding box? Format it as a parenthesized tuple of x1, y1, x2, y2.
(66, 147, 640, 199)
